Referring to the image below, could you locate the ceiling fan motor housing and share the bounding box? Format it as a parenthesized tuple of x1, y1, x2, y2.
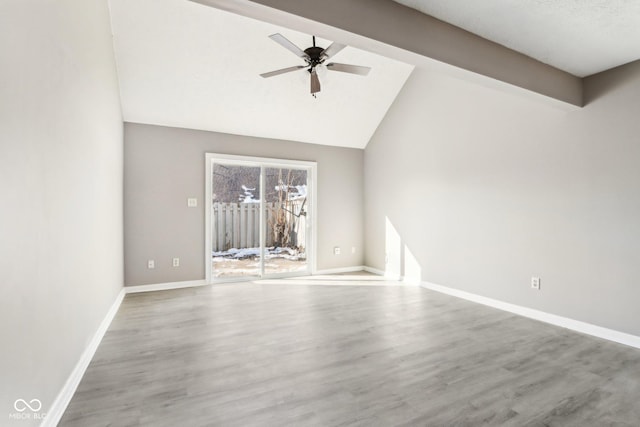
(304, 46, 325, 67)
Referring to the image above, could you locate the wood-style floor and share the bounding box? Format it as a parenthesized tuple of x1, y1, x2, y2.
(60, 275, 640, 426)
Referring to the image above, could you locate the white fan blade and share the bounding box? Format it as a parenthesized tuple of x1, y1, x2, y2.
(310, 69, 321, 94)
(269, 33, 310, 60)
(326, 62, 371, 76)
(260, 66, 306, 78)
(321, 42, 346, 60)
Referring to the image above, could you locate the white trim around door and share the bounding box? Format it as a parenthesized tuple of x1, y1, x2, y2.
(205, 153, 318, 284)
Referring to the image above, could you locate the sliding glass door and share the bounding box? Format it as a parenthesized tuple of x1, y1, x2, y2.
(206, 154, 315, 282)
(263, 167, 308, 276)
(210, 163, 262, 279)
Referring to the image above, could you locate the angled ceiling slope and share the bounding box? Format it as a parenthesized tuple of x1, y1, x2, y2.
(393, 0, 640, 77)
(198, 0, 583, 107)
(108, 0, 413, 149)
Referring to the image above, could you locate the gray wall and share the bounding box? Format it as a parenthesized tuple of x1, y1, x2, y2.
(365, 61, 640, 336)
(0, 0, 123, 424)
(124, 123, 364, 286)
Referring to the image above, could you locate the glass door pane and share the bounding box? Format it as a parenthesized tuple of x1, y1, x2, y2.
(263, 167, 308, 275)
(211, 163, 262, 279)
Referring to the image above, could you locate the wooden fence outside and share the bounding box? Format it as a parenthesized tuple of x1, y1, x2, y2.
(211, 201, 306, 251)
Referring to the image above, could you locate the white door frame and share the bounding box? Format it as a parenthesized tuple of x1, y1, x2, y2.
(205, 153, 318, 284)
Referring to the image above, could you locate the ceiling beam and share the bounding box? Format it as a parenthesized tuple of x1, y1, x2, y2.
(190, 0, 583, 107)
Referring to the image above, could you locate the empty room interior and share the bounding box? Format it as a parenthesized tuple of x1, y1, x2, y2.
(3, 0, 640, 426)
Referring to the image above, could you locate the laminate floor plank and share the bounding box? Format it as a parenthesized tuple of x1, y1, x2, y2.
(60, 277, 640, 426)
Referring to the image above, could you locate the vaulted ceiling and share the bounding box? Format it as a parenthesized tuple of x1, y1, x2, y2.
(393, 0, 640, 77)
(108, 0, 413, 149)
(109, 0, 640, 149)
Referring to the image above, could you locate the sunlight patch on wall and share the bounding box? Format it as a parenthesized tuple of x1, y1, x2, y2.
(385, 217, 402, 279)
(403, 245, 422, 284)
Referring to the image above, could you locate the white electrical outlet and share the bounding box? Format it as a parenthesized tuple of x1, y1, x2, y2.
(187, 198, 198, 207)
(148, 260, 155, 269)
(334, 247, 341, 255)
(173, 258, 180, 267)
(531, 277, 541, 290)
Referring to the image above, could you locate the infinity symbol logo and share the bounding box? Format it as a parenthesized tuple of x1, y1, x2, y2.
(14, 399, 42, 412)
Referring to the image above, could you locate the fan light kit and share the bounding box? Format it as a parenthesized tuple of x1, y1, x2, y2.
(260, 34, 371, 98)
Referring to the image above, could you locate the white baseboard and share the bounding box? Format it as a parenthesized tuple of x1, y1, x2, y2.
(125, 279, 207, 294)
(42, 288, 125, 427)
(363, 266, 385, 276)
(362, 266, 406, 281)
(314, 266, 366, 275)
(421, 281, 640, 350)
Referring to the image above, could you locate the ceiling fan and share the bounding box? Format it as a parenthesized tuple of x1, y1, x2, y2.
(260, 33, 371, 97)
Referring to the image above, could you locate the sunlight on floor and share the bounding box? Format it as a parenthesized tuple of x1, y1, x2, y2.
(255, 271, 410, 286)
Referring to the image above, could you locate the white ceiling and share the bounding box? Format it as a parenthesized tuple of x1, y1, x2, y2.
(393, 0, 640, 77)
(108, 0, 413, 149)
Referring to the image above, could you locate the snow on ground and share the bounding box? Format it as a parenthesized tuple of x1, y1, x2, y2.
(211, 257, 307, 277)
(212, 246, 305, 261)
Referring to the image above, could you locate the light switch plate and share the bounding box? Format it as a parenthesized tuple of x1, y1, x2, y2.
(187, 198, 198, 207)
